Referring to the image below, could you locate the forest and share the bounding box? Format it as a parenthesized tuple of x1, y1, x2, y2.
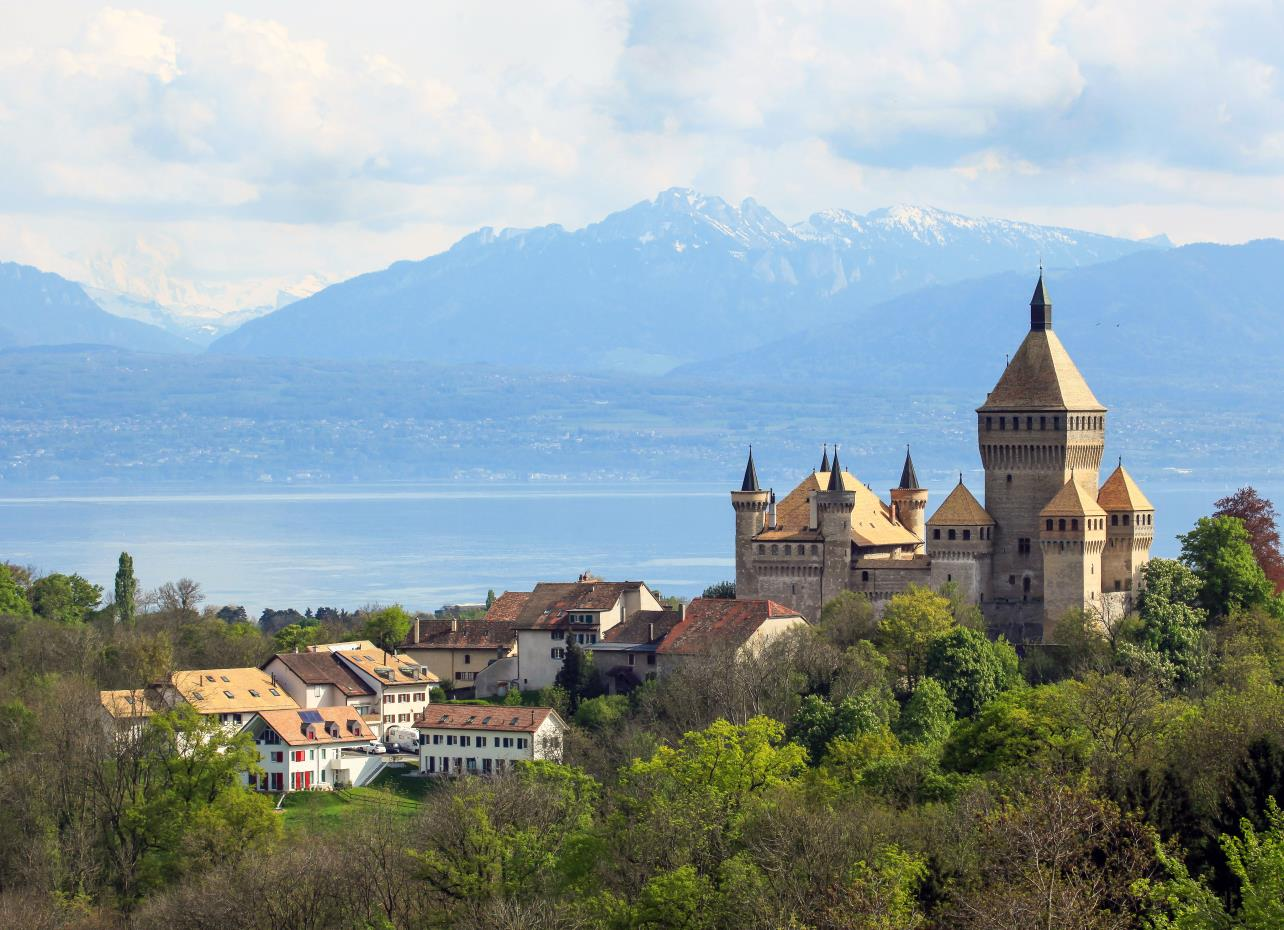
(0, 489, 1283, 929)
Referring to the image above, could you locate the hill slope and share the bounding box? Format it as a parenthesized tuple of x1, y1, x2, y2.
(0, 263, 195, 353)
(208, 190, 1164, 372)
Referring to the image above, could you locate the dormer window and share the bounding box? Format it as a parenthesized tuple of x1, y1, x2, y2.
(249, 689, 261, 697)
(221, 676, 230, 683)
(223, 690, 235, 699)
(269, 688, 280, 696)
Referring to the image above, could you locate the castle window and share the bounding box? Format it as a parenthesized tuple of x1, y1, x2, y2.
(1126, 578, 1133, 591)
(810, 545, 818, 554)
(1059, 519, 1066, 531)
(1009, 575, 1016, 585)
(999, 417, 1006, 430)
(933, 529, 941, 540)
(963, 530, 971, 540)
(1040, 416, 1046, 430)
(1013, 417, 1019, 430)
(1053, 417, 1060, 429)
(1023, 577, 1031, 595)
(1071, 519, 1079, 530)
(986, 416, 992, 430)
(1123, 514, 1130, 525)
(861, 571, 869, 582)
(1111, 514, 1118, 526)
(1018, 537, 1030, 554)
(1006, 474, 1012, 483)
(783, 544, 791, 555)
(1114, 579, 1121, 591)
(1046, 519, 1053, 531)
(947, 574, 952, 582)
(948, 529, 956, 540)
(771, 545, 778, 555)
(757, 545, 764, 554)
(1026, 416, 1033, 430)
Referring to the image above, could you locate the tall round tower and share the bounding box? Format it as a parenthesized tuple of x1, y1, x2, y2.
(731, 447, 770, 596)
(889, 446, 928, 551)
(978, 274, 1106, 612)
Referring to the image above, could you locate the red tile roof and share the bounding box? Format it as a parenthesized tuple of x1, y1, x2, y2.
(266, 652, 374, 696)
(603, 609, 682, 645)
(514, 581, 650, 629)
(412, 706, 562, 733)
(255, 706, 373, 747)
(483, 591, 531, 622)
(656, 598, 804, 655)
(405, 619, 519, 650)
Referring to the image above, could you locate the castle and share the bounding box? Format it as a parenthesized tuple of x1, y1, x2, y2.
(731, 274, 1154, 641)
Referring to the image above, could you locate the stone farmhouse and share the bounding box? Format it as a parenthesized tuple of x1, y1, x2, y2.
(733, 274, 1155, 640)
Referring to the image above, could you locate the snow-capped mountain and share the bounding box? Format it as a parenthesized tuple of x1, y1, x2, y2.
(86, 286, 311, 346)
(209, 189, 1168, 371)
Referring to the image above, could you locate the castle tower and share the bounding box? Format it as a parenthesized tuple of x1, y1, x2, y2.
(1098, 461, 1155, 599)
(817, 448, 856, 609)
(978, 273, 1106, 609)
(890, 446, 928, 551)
(731, 447, 769, 596)
(1039, 476, 1107, 629)
(927, 477, 995, 603)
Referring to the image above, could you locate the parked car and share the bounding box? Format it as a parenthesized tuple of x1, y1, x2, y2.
(361, 740, 387, 754)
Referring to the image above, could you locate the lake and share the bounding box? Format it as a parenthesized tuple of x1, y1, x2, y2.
(0, 478, 1272, 617)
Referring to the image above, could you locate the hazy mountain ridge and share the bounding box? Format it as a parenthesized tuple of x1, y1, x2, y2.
(0, 262, 195, 354)
(207, 190, 1166, 371)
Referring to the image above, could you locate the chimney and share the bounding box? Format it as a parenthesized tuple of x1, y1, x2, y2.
(451, 618, 458, 633)
(413, 615, 421, 644)
(768, 489, 777, 528)
(648, 622, 655, 642)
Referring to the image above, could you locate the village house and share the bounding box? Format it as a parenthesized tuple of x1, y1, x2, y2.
(589, 597, 807, 693)
(98, 688, 164, 739)
(304, 641, 436, 735)
(261, 650, 379, 726)
(242, 705, 382, 792)
(400, 616, 519, 697)
(162, 667, 299, 730)
(414, 706, 567, 776)
(499, 575, 663, 691)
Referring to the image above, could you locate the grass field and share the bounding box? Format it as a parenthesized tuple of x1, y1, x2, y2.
(278, 764, 439, 834)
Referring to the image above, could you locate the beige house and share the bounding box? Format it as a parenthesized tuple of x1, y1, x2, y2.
(415, 706, 567, 775)
(261, 651, 379, 726)
(305, 641, 436, 735)
(400, 617, 519, 694)
(163, 667, 299, 730)
(503, 577, 664, 691)
(98, 688, 164, 739)
(589, 597, 806, 692)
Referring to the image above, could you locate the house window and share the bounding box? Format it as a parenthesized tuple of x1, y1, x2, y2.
(414, 692, 425, 702)
(464, 654, 471, 665)
(223, 690, 234, 699)
(292, 750, 304, 762)
(1008, 575, 1016, 585)
(384, 695, 394, 705)
(551, 630, 564, 641)
(517, 738, 527, 749)
(551, 648, 565, 659)
(628, 653, 636, 666)
(271, 751, 283, 763)
(647, 655, 656, 666)
(461, 735, 471, 747)
(861, 571, 869, 582)
(477, 737, 487, 747)
(432, 734, 442, 745)
(1123, 514, 1130, 525)
(1026, 417, 1033, 430)
(447, 735, 457, 746)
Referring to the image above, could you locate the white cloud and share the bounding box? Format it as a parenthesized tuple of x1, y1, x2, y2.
(0, 1, 1281, 312)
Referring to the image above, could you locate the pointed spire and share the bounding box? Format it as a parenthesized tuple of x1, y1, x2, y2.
(1030, 268, 1052, 331)
(827, 446, 844, 491)
(898, 445, 921, 490)
(740, 446, 760, 492)
(819, 444, 830, 473)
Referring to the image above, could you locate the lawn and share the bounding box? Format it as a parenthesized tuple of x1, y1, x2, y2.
(278, 764, 438, 834)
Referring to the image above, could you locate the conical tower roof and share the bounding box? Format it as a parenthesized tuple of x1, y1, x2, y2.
(827, 448, 844, 491)
(819, 444, 830, 473)
(928, 479, 993, 526)
(979, 275, 1103, 412)
(1041, 476, 1106, 518)
(898, 447, 921, 490)
(1098, 462, 1154, 511)
(740, 447, 760, 493)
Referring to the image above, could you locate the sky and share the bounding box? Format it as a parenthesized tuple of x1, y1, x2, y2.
(1, 1, 1283, 313)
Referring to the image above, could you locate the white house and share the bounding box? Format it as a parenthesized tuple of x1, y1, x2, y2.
(505, 577, 663, 691)
(303, 641, 437, 736)
(414, 706, 567, 776)
(262, 650, 379, 724)
(243, 705, 384, 792)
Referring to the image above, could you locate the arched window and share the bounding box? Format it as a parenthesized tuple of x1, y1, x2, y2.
(1059, 519, 1066, 531)
(1071, 519, 1079, 530)
(1123, 514, 1130, 525)
(963, 529, 971, 540)
(1046, 519, 1053, 531)
(861, 571, 869, 582)
(1111, 514, 1118, 526)
(948, 529, 957, 540)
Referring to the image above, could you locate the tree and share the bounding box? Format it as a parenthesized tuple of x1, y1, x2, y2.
(1129, 559, 1213, 690)
(114, 552, 138, 629)
(877, 585, 955, 690)
(363, 605, 413, 654)
(485, 589, 497, 609)
(896, 678, 956, 745)
(702, 581, 736, 599)
(29, 573, 102, 624)
(555, 643, 597, 713)
(942, 683, 1089, 774)
(0, 565, 32, 619)
(1180, 517, 1276, 619)
(215, 605, 248, 624)
(1215, 487, 1284, 593)
(156, 578, 204, 614)
(925, 626, 1019, 718)
(818, 590, 878, 648)
(273, 623, 316, 653)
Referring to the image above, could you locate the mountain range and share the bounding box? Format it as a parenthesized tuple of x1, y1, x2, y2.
(204, 190, 1168, 373)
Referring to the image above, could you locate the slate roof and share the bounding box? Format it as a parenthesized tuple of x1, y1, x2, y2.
(1097, 464, 1154, 512)
(171, 668, 300, 715)
(898, 448, 921, 490)
(267, 651, 374, 696)
(602, 609, 683, 646)
(757, 470, 920, 547)
(928, 481, 994, 526)
(406, 619, 519, 650)
(255, 706, 373, 746)
(483, 591, 531, 622)
(513, 581, 650, 630)
(657, 597, 804, 655)
(413, 706, 563, 733)
(1041, 477, 1107, 518)
(741, 448, 760, 492)
(979, 328, 1104, 411)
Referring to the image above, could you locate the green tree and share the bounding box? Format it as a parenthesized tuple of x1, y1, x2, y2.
(114, 551, 138, 629)
(702, 580, 736, 599)
(555, 643, 597, 713)
(1222, 798, 1284, 928)
(1180, 516, 1277, 619)
(273, 623, 316, 653)
(1129, 559, 1213, 690)
(788, 691, 890, 763)
(877, 585, 954, 689)
(501, 687, 524, 706)
(363, 604, 413, 654)
(29, 572, 102, 624)
(0, 564, 32, 619)
(896, 678, 955, 745)
(1215, 487, 1284, 593)
(575, 694, 628, 730)
(485, 588, 496, 609)
(818, 590, 878, 648)
(942, 682, 1089, 774)
(925, 626, 1019, 717)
